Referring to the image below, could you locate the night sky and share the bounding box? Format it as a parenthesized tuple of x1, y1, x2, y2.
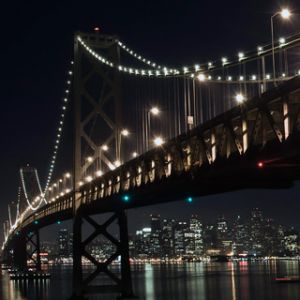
(1, 0, 300, 243)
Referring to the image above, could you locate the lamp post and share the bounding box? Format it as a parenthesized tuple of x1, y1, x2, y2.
(271, 8, 291, 86)
(117, 129, 129, 166)
(146, 107, 160, 150)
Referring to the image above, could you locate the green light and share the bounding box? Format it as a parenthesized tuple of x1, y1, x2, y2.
(34, 220, 39, 225)
(122, 195, 130, 202)
(187, 197, 193, 203)
(57, 220, 61, 225)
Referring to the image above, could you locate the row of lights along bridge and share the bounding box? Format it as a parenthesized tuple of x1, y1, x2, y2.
(32, 8, 294, 205)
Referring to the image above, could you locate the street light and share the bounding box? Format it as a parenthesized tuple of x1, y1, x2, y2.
(150, 107, 160, 115)
(153, 136, 164, 146)
(118, 129, 130, 164)
(121, 129, 129, 136)
(271, 8, 291, 86)
(101, 144, 108, 151)
(146, 107, 161, 150)
(235, 93, 246, 104)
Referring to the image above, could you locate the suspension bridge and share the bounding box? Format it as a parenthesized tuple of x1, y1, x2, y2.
(2, 28, 300, 299)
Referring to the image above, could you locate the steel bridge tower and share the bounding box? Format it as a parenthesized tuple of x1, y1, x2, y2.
(72, 32, 135, 299)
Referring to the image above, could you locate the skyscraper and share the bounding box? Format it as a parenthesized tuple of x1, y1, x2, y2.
(150, 215, 162, 258)
(249, 208, 264, 256)
(58, 228, 69, 257)
(161, 218, 175, 258)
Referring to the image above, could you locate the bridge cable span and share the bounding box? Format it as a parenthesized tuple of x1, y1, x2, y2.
(78, 32, 300, 79)
(3, 60, 74, 242)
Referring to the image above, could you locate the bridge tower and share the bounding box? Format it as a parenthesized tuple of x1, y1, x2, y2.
(72, 32, 135, 299)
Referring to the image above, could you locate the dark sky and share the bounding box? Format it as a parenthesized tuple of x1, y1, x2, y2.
(1, 0, 300, 243)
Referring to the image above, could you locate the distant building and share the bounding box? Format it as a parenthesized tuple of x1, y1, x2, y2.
(232, 215, 248, 255)
(134, 227, 152, 258)
(203, 224, 218, 255)
(149, 215, 162, 258)
(58, 228, 69, 257)
(161, 219, 175, 258)
(118, 209, 299, 260)
(216, 216, 231, 255)
(189, 215, 203, 256)
(174, 221, 188, 256)
(284, 228, 299, 256)
(249, 208, 264, 256)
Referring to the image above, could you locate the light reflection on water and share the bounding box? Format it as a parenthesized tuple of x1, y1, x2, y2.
(1, 261, 300, 299)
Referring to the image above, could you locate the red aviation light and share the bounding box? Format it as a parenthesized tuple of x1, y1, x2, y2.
(257, 161, 264, 168)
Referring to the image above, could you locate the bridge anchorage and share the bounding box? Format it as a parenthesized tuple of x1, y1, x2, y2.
(2, 29, 300, 299)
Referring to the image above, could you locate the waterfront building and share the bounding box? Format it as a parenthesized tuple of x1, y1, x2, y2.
(161, 218, 175, 258)
(232, 215, 249, 255)
(174, 221, 188, 256)
(58, 228, 69, 257)
(134, 227, 152, 258)
(149, 214, 162, 258)
(284, 228, 299, 256)
(249, 208, 264, 256)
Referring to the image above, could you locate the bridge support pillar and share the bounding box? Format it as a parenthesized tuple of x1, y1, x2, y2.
(13, 234, 27, 271)
(25, 230, 41, 271)
(71, 210, 136, 299)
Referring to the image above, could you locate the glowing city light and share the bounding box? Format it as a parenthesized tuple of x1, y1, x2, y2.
(101, 145, 109, 151)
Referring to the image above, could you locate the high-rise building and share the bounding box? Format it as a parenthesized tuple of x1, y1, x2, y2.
(189, 215, 203, 256)
(232, 215, 249, 255)
(58, 228, 69, 257)
(161, 219, 175, 258)
(134, 227, 152, 258)
(149, 215, 162, 258)
(203, 224, 218, 255)
(216, 216, 231, 255)
(284, 228, 299, 256)
(249, 208, 264, 256)
(174, 221, 188, 256)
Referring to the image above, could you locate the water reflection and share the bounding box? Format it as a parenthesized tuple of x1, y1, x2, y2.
(1, 261, 300, 299)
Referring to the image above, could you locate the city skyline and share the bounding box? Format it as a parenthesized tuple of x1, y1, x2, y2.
(41, 207, 299, 259)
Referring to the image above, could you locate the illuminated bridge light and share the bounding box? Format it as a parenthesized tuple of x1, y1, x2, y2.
(186, 197, 193, 203)
(122, 195, 130, 202)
